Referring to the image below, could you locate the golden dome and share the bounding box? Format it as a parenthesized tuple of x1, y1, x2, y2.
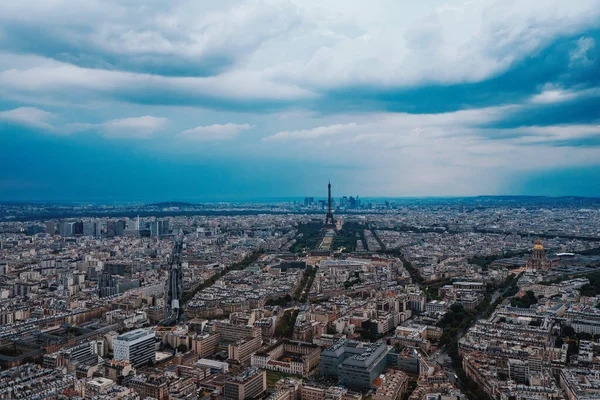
(533, 238, 544, 250)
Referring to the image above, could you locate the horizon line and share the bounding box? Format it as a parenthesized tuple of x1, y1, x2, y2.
(2, 193, 600, 206)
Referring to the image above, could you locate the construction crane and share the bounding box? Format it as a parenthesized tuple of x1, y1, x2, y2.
(160, 235, 185, 326)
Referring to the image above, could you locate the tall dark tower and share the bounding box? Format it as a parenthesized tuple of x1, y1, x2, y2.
(325, 181, 335, 226)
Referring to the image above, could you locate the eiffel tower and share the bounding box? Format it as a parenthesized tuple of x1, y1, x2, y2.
(325, 181, 335, 226)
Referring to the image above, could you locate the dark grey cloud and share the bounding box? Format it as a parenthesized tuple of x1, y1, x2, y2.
(487, 94, 600, 129)
(532, 137, 600, 147)
(0, 21, 231, 77)
(316, 30, 600, 116)
(0, 1, 305, 77)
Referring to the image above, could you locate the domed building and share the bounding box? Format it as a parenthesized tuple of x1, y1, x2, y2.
(526, 239, 550, 271)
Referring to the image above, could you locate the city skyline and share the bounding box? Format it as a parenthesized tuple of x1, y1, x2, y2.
(3, 3, 600, 397)
(4, 194, 600, 207)
(1, 1, 600, 200)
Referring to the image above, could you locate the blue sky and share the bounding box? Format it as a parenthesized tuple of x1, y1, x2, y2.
(1, 0, 600, 201)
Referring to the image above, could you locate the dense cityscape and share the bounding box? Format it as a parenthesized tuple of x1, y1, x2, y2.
(1, 185, 600, 400)
(2, 0, 600, 398)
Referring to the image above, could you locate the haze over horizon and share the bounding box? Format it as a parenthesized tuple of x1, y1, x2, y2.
(4, 194, 600, 207)
(1, 0, 600, 200)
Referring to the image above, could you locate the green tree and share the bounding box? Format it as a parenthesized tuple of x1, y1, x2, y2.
(562, 326, 576, 337)
(510, 290, 538, 308)
(275, 310, 299, 338)
(567, 341, 579, 355)
(177, 344, 188, 353)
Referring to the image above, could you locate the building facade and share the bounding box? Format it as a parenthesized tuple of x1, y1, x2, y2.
(251, 340, 321, 377)
(128, 375, 168, 400)
(319, 339, 390, 389)
(113, 329, 155, 367)
(223, 368, 267, 400)
(526, 239, 550, 271)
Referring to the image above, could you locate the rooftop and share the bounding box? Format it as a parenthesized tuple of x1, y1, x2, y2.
(116, 328, 153, 342)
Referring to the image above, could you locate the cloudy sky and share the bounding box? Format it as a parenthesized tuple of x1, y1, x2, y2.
(1, 0, 600, 201)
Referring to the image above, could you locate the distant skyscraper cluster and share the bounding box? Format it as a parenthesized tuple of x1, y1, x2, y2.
(339, 195, 361, 209)
(106, 220, 126, 237)
(150, 219, 170, 237)
(32, 217, 172, 238)
(303, 188, 361, 210)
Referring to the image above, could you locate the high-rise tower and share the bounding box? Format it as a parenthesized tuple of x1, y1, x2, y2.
(325, 181, 335, 226)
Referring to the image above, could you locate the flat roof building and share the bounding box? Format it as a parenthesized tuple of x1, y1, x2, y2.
(196, 358, 229, 374)
(319, 339, 390, 389)
(114, 328, 155, 368)
(223, 367, 267, 400)
(372, 369, 409, 400)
